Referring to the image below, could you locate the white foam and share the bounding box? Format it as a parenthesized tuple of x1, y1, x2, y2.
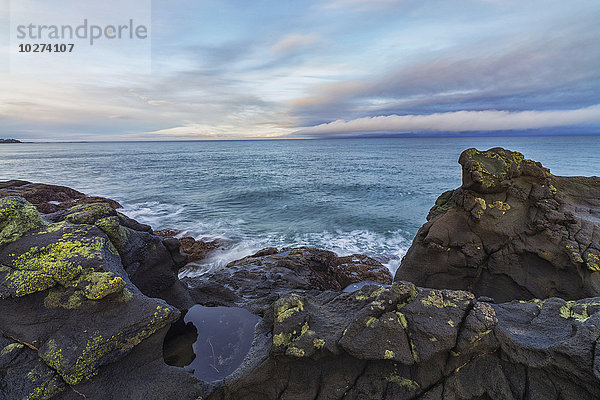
(120, 201, 185, 228)
(120, 201, 411, 278)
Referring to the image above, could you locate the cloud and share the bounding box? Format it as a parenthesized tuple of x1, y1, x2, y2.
(294, 105, 600, 137)
(321, 0, 407, 11)
(2, 0, 599, 141)
(288, 9, 600, 126)
(271, 33, 320, 54)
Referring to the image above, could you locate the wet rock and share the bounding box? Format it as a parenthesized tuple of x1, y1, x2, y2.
(396, 147, 600, 302)
(183, 247, 392, 313)
(155, 229, 227, 264)
(0, 181, 122, 214)
(179, 237, 227, 263)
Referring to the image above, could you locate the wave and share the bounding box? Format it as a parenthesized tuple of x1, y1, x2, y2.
(120, 201, 412, 278)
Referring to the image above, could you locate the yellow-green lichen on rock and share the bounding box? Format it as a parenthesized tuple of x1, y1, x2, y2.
(23, 364, 65, 400)
(79, 271, 126, 300)
(41, 304, 175, 385)
(1, 342, 24, 356)
(0, 196, 44, 246)
(3, 237, 106, 297)
(421, 290, 458, 308)
(558, 299, 600, 322)
(385, 373, 420, 390)
(43, 271, 127, 308)
(354, 285, 389, 301)
(488, 201, 510, 212)
(274, 294, 304, 322)
(273, 332, 292, 347)
(584, 251, 600, 272)
(44, 288, 85, 309)
(460, 148, 541, 193)
(565, 244, 584, 264)
(286, 346, 305, 358)
(94, 216, 129, 253)
(65, 203, 114, 225)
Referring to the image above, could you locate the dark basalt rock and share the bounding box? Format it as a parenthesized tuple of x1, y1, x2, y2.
(0, 181, 122, 214)
(0, 196, 206, 399)
(395, 147, 600, 302)
(205, 282, 600, 400)
(183, 246, 393, 313)
(155, 229, 229, 264)
(46, 202, 193, 310)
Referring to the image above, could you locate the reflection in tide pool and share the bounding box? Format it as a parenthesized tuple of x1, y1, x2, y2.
(163, 305, 261, 381)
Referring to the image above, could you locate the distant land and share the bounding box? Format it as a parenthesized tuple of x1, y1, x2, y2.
(0, 139, 22, 143)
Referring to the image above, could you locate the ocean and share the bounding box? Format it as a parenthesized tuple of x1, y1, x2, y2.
(1, 136, 598, 275)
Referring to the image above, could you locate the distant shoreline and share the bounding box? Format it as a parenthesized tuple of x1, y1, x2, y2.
(0, 139, 22, 144)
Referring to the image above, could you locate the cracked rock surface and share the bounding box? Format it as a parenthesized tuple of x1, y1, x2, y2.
(205, 283, 600, 400)
(395, 147, 600, 302)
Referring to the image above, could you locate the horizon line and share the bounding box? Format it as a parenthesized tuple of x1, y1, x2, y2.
(2, 132, 600, 143)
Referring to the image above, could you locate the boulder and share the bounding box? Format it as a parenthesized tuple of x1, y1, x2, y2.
(0, 181, 122, 214)
(395, 147, 600, 302)
(0, 197, 206, 399)
(53, 202, 193, 310)
(155, 229, 228, 264)
(183, 247, 392, 313)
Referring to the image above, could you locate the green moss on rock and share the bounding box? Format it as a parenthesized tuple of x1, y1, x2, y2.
(430, 190, 455, 215)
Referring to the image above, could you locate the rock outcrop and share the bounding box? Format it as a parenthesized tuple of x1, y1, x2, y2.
(184, 247, 393, 313)
(155, 229, 228, 264)
(204, 282, 600, 400)
(0, 196, 204, 399)
(0, 181, 121, 214)
(3, 154, 600, 400)
(395, 148, 600, 302)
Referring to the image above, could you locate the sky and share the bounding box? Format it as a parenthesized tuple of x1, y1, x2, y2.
(0, 0, 599, 141)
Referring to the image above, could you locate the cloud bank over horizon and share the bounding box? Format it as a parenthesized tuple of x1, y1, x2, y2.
(0, 0, 599, 140)
(294, 105, 600, 138)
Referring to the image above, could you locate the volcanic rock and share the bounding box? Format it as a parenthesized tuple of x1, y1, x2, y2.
(0, 181, 121, 214)
(183, 246, 392, 313)
(395, 147, 600, 302)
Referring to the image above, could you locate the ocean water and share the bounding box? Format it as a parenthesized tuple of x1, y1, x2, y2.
(1, 136, 599, 275)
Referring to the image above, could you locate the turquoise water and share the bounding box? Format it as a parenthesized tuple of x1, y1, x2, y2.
(1, 136, 599, 273)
